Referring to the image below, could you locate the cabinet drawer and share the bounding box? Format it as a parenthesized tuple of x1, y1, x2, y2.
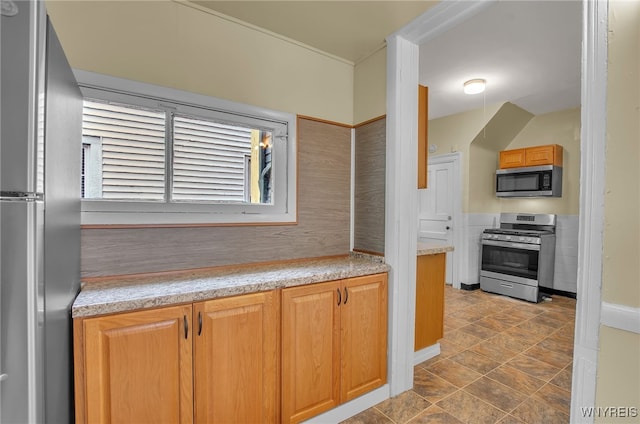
(480, 274, 538, 303)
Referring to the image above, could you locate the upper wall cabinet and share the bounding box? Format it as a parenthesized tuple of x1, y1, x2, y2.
(418, 85, 429, 188)
(499, 144, 563, 169)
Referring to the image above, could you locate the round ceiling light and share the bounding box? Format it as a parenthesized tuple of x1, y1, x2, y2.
(463, 78, 486, 95)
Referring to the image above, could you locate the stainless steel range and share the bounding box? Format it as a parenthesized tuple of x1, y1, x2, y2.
(480, 213, 556, 302)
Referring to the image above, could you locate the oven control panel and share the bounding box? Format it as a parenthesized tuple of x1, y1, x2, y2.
(482, 232, 542, 244)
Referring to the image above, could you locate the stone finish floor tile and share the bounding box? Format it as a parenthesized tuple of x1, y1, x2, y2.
(464, 376, 528, 412)
(375, 390, 431, 424)
(489, 311, 528, 327)
(489, 332, 537, 353)
(443, 316, 472, 331)
(486, 365, 546, 395)
(537, 335, 575, 356)
(341, 407, 394, 424)
(504, 326, 546, 344)
(510, 397, 570, 424)
(516, 319, 558, 337)
(476, 316, 516, 332)
(528, 313, 566, 329)
(438, 338, 466, 359)
(459, 323, 499, 340)
(533, 383, 571, 416)
(436, 390, 507, 424)
(449, 349, 502, 374)
(426, 358, 483, 388)
(549, 365, 573, 392)
(353, 287, 576, 424)
(497, 415, 526, 424)
(507, 354, 562, 382)
(470, 339, 520, 363)
(413, 368, 459, 404)
(521, 343, 573, 369)
(451, 307, 489, 323)
(407, 405, 465, 424)
(443, 329, 482, 349)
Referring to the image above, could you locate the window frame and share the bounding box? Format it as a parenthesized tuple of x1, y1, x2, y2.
(75, 70, 297, 226)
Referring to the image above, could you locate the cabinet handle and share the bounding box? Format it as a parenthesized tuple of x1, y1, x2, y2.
(198, 311, 203, 336)
(343, 287, 349, 304)
(184, 315, 189, 339)
(337, 288, 342, 306)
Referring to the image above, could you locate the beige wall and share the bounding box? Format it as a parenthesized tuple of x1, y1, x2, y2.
(600, 0, 640, 309)
(595, 0, 640, 418)
(500, 108, 581, 216)
(430, 105, 578, 214)
(46, 1, 354, 125)
(354, 47, 387, 124)
(428, 104, 501, 212)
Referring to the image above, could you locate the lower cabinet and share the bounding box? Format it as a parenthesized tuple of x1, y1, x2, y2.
(194, 291, 279, 423)
(281, 273, 388, 423)
(78, 305, 194, 424)
(414, 253, 445, 351)
(74, 273, 387, 424)
(74, 291, 279, 424)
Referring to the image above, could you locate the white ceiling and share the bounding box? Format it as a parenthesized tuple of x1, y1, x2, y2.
(420, 1, 582, 119)
(194, 1, 582, 120)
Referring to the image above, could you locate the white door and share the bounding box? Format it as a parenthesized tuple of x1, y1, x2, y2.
(418, 154, 460, 286)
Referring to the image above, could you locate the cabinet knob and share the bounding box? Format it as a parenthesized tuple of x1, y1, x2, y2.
(337, 288, 342, 306)
(184, 315, 189, 339)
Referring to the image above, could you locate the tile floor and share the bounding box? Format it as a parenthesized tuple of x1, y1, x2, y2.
(343, 286, 576, 424)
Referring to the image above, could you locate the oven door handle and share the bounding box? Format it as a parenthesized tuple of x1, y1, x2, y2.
(481, 239, 540, 251)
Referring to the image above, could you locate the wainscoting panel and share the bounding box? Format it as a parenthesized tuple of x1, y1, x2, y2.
(81, 117, 352, 277)
(353, 117, 386, 255)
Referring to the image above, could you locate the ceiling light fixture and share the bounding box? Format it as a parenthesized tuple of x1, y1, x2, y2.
(463, 78, 486, 95)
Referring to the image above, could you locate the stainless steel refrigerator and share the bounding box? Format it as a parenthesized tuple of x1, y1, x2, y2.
(1, 1, 81, 422)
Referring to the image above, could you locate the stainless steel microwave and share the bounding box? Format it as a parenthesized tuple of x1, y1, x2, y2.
(496, 165, 562, 197)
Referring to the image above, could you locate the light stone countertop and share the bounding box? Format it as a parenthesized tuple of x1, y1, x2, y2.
(72, 254, 389, 318)
(417, 241, 454, 256)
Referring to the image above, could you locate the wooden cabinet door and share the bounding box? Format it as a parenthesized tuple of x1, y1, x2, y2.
(418, 85, 429, 188)
(82, 305, 193, 424)
(415, 254, 446, 351)
(340, 273, 388, 402)
(499, 148, 526, 168)
(194, 291, 279, 424)
(282, 281, 341, 424)
(525, 144, 563, 166)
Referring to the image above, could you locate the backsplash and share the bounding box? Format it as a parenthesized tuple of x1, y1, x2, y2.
(80, 118, 352, 278)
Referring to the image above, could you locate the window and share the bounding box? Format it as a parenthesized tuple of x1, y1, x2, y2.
(76, 71, 296, 226)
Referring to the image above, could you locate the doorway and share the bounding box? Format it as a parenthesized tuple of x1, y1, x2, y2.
(385, 0, 605, 418)
(418, 152, 462, 289)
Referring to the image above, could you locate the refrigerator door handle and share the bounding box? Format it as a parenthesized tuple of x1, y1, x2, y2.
(0, 192, 43, 202)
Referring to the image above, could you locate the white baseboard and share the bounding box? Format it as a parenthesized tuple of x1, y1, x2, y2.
(601, 302, 640, 334)
(413, 343, 441, 365)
